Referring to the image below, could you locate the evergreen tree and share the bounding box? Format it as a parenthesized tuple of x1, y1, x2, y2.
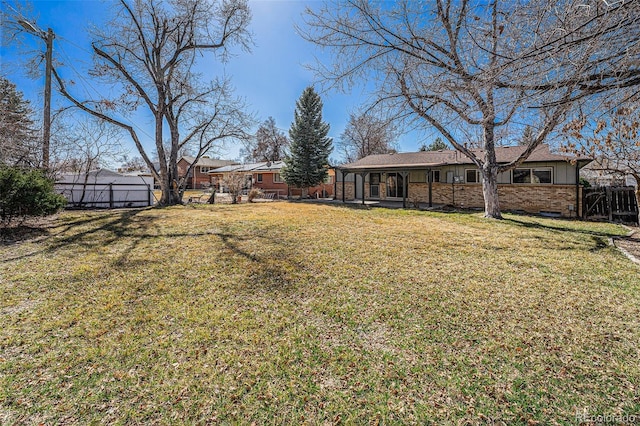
(0, 78, 38, 167)
(282, 87, 332, 193)
(423, 137, 448, 151)
(519, 125, 535, 146)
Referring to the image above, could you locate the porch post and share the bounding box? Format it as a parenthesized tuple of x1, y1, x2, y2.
(428, 169, 433, 208)
(360, 172, 367, 205)
(342, 170, 347, 203)
(401, 171, 409, 209)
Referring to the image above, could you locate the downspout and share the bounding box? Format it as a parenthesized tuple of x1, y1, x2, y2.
(428, 169, 433, 208)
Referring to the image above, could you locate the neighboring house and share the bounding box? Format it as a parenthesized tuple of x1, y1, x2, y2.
(336, 144, 591, 217)
(177, 156, 237, 189)
(210, 161, 335, 198)
(56, 169, 155, 208)
(581, 158, 638, 188)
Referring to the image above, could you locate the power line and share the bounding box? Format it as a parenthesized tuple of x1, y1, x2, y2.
(54, 39, 156, 143)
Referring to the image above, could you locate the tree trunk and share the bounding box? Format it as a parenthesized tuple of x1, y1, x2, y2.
(158, 172, 182, 206)
(635, 187, 640, 225)
(481, 122, 502, 219)
(482, 166, 502, 219)
(634, 173, 640, 224)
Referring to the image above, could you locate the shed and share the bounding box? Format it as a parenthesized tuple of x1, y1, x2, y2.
(56, 169, 155, 208)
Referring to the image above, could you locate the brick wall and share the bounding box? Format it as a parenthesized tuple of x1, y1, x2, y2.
(177, 159, 212, 189)
(409, 182, 581, 217)
(337, 177, 581, 217)
(335, 182, 355, 200)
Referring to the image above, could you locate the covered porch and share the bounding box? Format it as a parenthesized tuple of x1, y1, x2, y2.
(335, 168, 440, 209)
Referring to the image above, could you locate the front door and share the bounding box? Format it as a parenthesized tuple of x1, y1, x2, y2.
(369, 173, 381, 198)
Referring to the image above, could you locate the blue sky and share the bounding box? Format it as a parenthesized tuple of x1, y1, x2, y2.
(1, 0, 431, 163)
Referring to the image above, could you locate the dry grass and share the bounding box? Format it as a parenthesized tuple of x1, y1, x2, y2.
(1, 203, 639, 424)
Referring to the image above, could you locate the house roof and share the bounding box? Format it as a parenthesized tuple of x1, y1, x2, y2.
(339, 144, 591, 170)
(180, 156, 236, 168)
(582, 157, 635, 173)
(211, 161, 285, 173)
(57, 169, 154, 184)
(60, 168, 121, 179)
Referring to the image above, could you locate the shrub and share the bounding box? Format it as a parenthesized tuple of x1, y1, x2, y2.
(248, 188, 263, 202)
(0, 167, 67, 227)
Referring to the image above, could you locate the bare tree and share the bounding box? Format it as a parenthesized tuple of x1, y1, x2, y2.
(222, 171, 249, 204)
(563, 100, 640, 219)
(119, 155, 148, 173)
(52, 116, 126, 205)
(53, 118, 125, 173)
(244, 117, 289, 162)
(51, 0, 253, 205)
(303, 0, 640, 218)
(339, 111, 397, 162)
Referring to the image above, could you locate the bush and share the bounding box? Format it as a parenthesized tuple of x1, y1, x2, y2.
(248, 188, 263, 202)
(0, 167, 67, 227)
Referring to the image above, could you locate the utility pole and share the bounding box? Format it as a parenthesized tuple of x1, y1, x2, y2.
(18, 20, 54, 170)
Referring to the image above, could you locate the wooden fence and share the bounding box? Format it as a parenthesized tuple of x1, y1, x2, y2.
(583, 186, 638, 224)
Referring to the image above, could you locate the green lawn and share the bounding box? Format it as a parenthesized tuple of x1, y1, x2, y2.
(1, 203, 639, 424)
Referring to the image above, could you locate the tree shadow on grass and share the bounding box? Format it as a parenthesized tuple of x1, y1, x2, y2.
(320, 200, 484, 215)
(2, 209, 160, 264)
(502, 216, 623, 238)
(211, 225, 304, 295)
(1, 224, 51, 244)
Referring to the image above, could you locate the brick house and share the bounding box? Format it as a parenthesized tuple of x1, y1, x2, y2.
(335, 144, 591, 217)
(210, 161, 335, 198)
(177, 156, 237, 189)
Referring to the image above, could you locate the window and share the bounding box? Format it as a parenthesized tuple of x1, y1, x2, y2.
(256, 173, 263, 183)
(532, 168, 552, 184)
(465, 169, 480, 184)
(513, 167, 552, 184)
(273, 173, 284, 183)
(200, 166, 212, 173)
(386, 172, 406, 198)
(430, 170, 440, 183)
(370, 173, 381, 184)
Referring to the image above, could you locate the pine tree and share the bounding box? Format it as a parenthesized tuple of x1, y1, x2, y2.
(424, 137, 447, 151)
(519, 125, 535, 146)
(282, 87, 332, 194)
(0, 78, 38, 167)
